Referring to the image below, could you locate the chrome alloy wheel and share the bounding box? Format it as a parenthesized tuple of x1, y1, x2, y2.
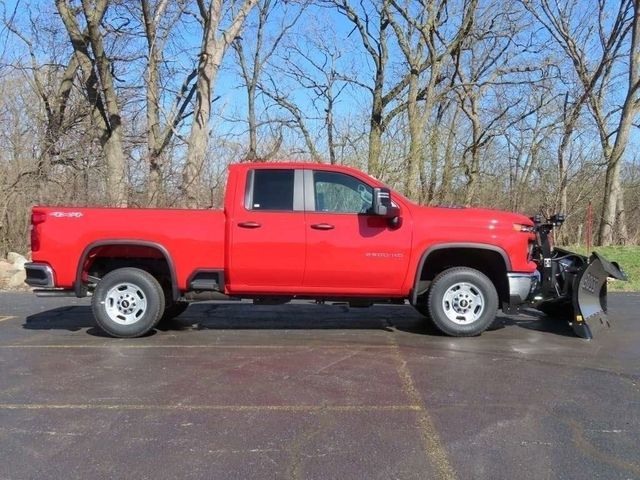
(441, 282, 485, 325)
(104, 282, 148, 325)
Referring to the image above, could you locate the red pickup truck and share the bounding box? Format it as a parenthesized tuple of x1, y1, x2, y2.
(25, 162, 625, 339)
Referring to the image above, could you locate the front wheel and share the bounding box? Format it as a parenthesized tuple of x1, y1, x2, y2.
(427, 267, 498, 337)
(92, 267, 165, 338)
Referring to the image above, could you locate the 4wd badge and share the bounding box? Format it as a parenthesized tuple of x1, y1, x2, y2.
(49, 212, 83, 218)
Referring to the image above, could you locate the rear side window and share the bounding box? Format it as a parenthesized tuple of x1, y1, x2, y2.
(248, 169, 294, 211)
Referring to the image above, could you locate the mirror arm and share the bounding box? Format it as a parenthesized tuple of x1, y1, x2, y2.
(388, 216, 401, 228)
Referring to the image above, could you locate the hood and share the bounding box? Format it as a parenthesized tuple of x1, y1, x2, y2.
(411, 205, 533, 231)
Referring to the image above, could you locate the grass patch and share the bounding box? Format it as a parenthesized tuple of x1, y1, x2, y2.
(561, 245, 640, 292)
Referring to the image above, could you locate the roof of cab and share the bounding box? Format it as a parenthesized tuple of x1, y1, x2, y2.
(228, 162, 379, 181)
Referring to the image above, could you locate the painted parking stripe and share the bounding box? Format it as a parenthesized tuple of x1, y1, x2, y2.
(0, 403, 420, 412)
(0, 344, 394, 349)
(391, 336, 457, 480)
(0, 316, 15, 323)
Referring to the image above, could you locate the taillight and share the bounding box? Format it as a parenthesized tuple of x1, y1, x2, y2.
(30, 210, 46, 252)
(32, 212, 46, 225)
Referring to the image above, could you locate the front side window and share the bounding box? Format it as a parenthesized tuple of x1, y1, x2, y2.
(249, 169, 294, 211)
(313, 171, 373, 214)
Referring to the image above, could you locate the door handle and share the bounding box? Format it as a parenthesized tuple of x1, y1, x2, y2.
(311, 223, 335, 230)
(238, 221, 262, 229)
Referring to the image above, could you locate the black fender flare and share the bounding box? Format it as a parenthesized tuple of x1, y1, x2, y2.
(74, 239, 179, 301)
(409, 243, 511, 305)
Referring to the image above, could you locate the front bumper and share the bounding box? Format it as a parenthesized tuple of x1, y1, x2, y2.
(24, 262, 55, 288)
(507, 271, 539, 304)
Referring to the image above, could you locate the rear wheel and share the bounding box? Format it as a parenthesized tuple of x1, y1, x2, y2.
(92, 267, 165, 338)
(427, 267, 498, 336)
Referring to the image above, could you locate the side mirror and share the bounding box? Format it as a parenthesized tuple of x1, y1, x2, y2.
(371, 187, 401, 220)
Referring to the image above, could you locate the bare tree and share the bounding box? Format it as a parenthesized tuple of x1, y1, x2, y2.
(523, 0, 633, 244)
(56, 0, 127, 206)
(141, 0, 198, 205)
(503, 89, 556, 211)
(452, 1, 542, 204)
(328, 0, 389, 176)
(386, 0, 477, 199)
(233, 0, 303, 161)
(273, 29, 349, 164)
(435, 104, 460, 204)
(182, 0, 260, 207)
(597, 0, 639, 245)
(259, 74, 322, 161)
(3, 7, 79, 181)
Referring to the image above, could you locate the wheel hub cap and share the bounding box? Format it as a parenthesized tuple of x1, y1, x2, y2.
(442, 282, 485, 325)
(105, 283, 147, 325)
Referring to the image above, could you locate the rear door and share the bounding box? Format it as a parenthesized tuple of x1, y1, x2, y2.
(229, 168, 306, 290)
(302, 169, 412, 293)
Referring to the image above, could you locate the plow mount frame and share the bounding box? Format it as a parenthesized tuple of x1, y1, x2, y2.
(529, 215, 627, 340)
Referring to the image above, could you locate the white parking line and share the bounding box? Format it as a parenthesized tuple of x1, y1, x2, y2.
(0, 344, 394, 349)
(0, 403, 420, 412)
(0, 316, 15, 323)
(391, 336, 457, 480)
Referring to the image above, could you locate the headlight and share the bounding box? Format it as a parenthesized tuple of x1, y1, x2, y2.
(513, 223, 535, 232)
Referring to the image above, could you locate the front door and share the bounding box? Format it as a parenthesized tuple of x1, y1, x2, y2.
(229, 168, 306, 290)
(303, 169, 412, 294)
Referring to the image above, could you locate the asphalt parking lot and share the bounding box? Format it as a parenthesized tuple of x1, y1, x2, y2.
(0, 292, 638, 480)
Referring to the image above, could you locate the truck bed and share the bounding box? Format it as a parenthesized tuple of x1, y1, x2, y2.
(31, 207, 226, 291)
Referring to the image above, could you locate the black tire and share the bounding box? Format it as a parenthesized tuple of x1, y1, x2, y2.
(427, 267, 498, 337)
(414, 304, 431, 318)
(158, 301, 189, 324)
(92, 267, 165, 338)
(413, 303, 443, 333)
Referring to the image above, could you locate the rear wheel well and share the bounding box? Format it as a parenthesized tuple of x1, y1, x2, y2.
(77, 243, 176, 301)
(414, 248, 509, 306)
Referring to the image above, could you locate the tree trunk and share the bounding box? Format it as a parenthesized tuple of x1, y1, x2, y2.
(424, 121, 440, 204)
(464, 99, 481, 205)
(515, 137, 540, 212)
(57, 0, 127, 206)
(103, 131, 127, 206)
(616, 191, 629, 244)
(182, 0, 259, 206)
(422, 77, 442, 204)
(247, 82, 258, 160)
(555, 100, 580, 245)
(368, 73, 384, 177)
(404, 72, 422, 200)
(183, 47, 222, 207)
(599, 111, 633, 245)
(326, 88, 336, 165)
(598, 1, 638, 245)
(438, 108, 458, 204)
(82, 0, 127, 206)
(142, 0, 167, 206)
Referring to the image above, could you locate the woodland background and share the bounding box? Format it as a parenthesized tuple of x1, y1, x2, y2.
(1, 0, 639, 256)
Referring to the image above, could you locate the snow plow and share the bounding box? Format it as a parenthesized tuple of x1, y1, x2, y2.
(530, 214, 627, 339)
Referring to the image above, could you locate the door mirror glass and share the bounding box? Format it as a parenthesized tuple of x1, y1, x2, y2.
(371, 187, 400, 219)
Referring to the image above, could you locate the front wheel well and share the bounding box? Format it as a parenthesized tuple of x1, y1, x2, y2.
(413, 247, 509, 306)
